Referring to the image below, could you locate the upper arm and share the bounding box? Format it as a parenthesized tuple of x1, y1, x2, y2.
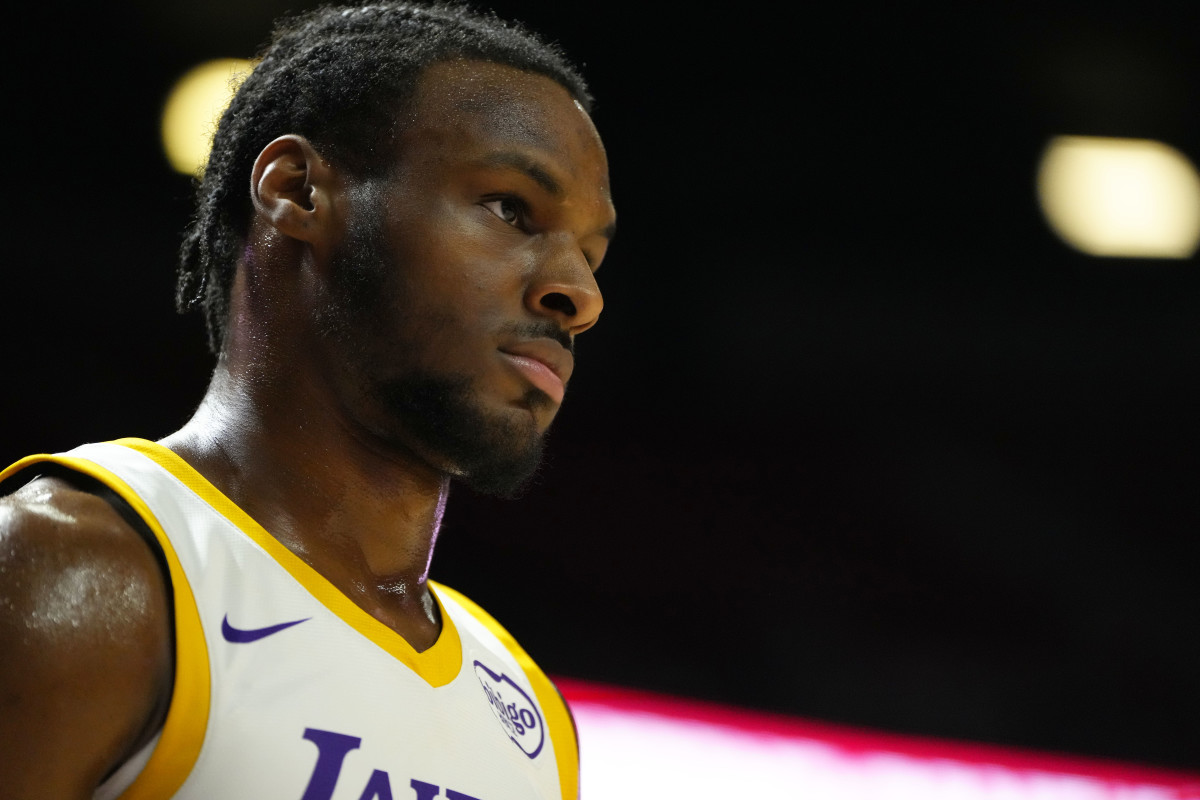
(0, 477, 173, 799)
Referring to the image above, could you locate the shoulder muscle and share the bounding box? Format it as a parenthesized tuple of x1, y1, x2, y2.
(0, 476, 172, 798)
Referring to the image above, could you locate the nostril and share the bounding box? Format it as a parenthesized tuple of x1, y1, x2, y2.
(540, 291, 577, 317)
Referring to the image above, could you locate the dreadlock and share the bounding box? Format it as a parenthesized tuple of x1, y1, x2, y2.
(176, 1, 592, 353)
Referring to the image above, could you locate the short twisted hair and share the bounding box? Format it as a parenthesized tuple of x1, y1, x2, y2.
(177, 2, 592, 353)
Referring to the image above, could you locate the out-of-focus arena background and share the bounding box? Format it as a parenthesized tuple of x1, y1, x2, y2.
(6, 1, 1200, 793)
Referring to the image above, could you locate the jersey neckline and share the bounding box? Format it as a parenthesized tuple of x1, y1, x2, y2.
(114, 437, 463, 688)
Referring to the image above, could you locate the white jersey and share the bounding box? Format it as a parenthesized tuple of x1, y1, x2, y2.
(0, 439, 578, 800)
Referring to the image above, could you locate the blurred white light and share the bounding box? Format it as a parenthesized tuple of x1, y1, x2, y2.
(558, 680, 1200, 800)
(161, 58, 254, 175)
(1037, 136, 1200, 259)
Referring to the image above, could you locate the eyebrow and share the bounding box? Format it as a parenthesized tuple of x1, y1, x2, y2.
(472, 151, 618, 241)
(473, 151, 564, 198)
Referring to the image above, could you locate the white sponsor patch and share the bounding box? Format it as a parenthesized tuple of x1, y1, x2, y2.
(473, 660, 545, 758)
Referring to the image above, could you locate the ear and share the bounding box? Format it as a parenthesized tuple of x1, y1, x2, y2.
(250, 135, 340, 244)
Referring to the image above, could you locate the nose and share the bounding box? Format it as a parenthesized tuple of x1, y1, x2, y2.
(525, 241, 604, 335)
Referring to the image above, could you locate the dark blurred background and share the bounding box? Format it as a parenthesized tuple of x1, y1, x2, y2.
(7, 0, 1199, 772)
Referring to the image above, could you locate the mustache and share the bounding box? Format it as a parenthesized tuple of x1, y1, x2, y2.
(504, 321, 573, 354)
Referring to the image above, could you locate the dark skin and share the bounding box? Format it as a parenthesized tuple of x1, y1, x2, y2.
(0, 59, 615, 798)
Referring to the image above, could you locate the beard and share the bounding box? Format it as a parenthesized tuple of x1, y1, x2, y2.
(370, 372, 548, 498)
(317, 184, 549, 499)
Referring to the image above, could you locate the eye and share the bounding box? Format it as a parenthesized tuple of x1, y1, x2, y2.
(482, 197, 524, 227)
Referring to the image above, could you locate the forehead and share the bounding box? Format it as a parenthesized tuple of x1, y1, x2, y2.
(397, 59, 611, 191)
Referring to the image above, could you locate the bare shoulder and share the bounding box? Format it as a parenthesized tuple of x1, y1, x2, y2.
(0, 476, 173, 798)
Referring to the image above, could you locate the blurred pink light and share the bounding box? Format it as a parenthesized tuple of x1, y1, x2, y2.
(556, 678, 1200, 800)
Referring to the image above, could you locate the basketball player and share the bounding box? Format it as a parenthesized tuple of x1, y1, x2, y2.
(0, 4, 614, 798)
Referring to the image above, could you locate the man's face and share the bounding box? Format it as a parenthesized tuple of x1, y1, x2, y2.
(318, 60, 616, 497)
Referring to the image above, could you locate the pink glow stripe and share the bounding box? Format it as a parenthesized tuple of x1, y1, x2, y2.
(555, 677, 1200, 796)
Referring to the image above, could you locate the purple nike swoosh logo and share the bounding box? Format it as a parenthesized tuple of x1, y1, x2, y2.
(221, 614, 310, 643)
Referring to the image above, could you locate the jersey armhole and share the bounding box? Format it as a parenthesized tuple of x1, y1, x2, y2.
(0, 453, 212, 800)
(9, 463, 177, 789)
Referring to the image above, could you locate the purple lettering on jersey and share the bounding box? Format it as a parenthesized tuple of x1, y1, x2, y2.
(473, 661, 545, 758)
(410, 779, 441, 800)
(300, 728, 362, 800)
(357, 769, 394, 800)
(299, 730, 489, 800)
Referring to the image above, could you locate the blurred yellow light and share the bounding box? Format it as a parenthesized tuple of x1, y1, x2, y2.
(1037, 136, 1200, 259)
(161, 58, 254, 175)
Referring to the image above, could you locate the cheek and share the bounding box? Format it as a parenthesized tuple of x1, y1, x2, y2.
(376, 201, 533, 348)
(366, 272, 501, 373)
(401, 243, 528, 319)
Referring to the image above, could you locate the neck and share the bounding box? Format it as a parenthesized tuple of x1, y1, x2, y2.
(161, 359, 449, 649)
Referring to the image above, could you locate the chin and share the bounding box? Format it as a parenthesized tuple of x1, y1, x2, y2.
(456, 438, 546, 498)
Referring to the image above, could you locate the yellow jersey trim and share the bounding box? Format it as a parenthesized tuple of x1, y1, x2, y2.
(432, 583, 580, 800)
(0, 453, 211, 800)
(114, 438, 464, 688)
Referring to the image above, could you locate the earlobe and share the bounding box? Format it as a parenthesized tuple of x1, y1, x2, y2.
(250, 135, 337, 243)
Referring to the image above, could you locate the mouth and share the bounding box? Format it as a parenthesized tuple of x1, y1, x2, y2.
(498, 339, 574, 406)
